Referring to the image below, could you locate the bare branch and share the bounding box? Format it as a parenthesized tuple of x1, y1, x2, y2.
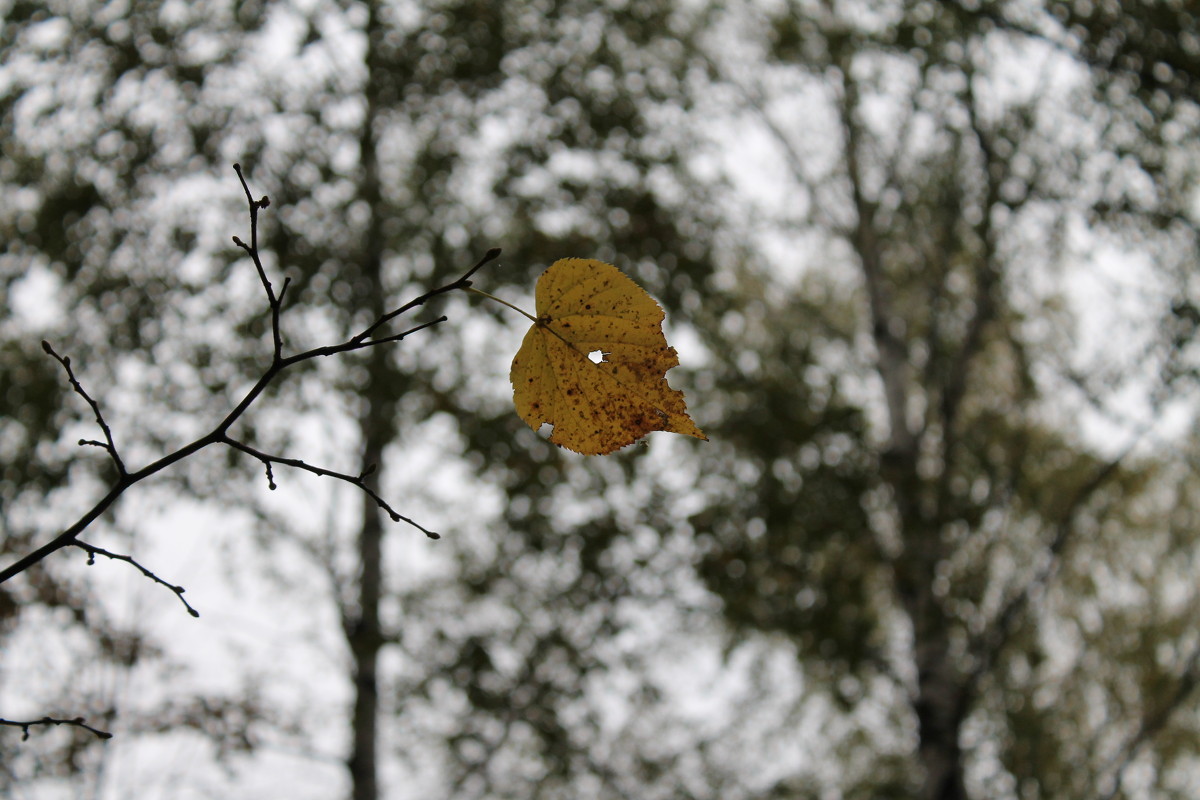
(221, 437, 440, 539)
(40, 340, 126, 477)
(0, 167, 494, 586)
(73, 540, 199, 617)
(288, 316, 449, 364)
(1, 716, 112, 741)
(353, 247, 501, 344)
(0, 166, 496, 740)
(232, 162, 284, 356)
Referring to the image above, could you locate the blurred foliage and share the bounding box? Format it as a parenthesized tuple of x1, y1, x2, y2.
(3, 1, 1200, 799)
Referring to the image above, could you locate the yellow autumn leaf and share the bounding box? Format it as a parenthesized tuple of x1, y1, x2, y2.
(509, 257, 707, 455)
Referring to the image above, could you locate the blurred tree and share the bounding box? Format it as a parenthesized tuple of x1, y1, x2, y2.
(6, 1, 1200, 800)
(687, 1, 1200, 798)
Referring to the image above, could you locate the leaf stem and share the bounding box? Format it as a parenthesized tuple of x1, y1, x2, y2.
(465, 287, 538, 323)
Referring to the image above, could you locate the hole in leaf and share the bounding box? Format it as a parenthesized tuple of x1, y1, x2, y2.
(588, 350, 606, 364)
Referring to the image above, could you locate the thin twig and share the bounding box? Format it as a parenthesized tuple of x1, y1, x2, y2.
(232, 162, 284, 356)
(40, 341, 126, 477)
(73, 540, 199, 617)
(221, 437, 440, 539)
(1, 716, 112, 740)
(231, 164, 274, 299)
(287, 317, 449, 363)
(353, 247, 501, 343)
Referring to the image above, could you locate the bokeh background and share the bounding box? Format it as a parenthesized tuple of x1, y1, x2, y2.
(4, 1, 1200, 798)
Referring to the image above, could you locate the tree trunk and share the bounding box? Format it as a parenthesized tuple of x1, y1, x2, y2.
(903, 565, 970, 800)
(888, 450, 971, 800)
(346, 3, 390, 798)
(837, 50, 972, 800)
(347, 423, 386, 800)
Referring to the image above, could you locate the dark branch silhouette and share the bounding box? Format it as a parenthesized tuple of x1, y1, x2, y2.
(0, 165, 500, 603)
(72, 540, 199, 617)
(2, 165, 499, 742)
(1, 716, 113, 741)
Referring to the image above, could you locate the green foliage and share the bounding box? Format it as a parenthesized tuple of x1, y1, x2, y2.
(3, 1, 1200, 799)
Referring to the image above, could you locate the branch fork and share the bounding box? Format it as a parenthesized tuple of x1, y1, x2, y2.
(2, 167, 499, 614)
